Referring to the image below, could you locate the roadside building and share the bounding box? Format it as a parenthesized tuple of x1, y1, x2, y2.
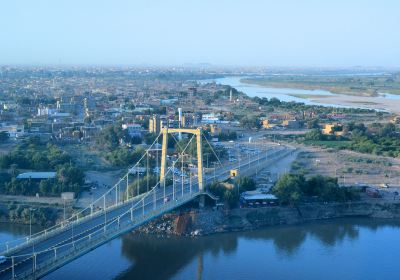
(16, 172, 57, 180)
(240, 191, 278, 207)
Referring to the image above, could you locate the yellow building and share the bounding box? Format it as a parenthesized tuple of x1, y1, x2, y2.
(322, 123, 344, 136)
(262, 120, 272, 129)
(149, 115, 160, 133)
(390, 115, 400, 124)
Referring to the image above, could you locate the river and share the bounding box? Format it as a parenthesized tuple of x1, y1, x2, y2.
(2, 218, 400, 280)
(201, 76, 400, 111)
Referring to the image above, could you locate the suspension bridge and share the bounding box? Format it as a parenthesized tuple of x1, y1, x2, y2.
(0, 128, 292, 280)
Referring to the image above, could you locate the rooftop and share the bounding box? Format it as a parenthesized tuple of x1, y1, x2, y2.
(17, 172, 57, 180)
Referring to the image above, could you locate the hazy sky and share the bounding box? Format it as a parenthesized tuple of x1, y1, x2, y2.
(1, 0, 399, 67)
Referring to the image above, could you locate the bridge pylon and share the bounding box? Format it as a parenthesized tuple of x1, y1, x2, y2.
(160, 127, 204, 191)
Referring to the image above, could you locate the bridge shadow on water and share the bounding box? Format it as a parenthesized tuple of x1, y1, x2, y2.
(115, 217, 400, 280)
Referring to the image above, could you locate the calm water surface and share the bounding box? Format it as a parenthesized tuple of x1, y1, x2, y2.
(2, 218, 400, 280)
(204, 76, 400, 109)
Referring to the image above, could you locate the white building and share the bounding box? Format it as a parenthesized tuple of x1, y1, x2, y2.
(201, 113, 220, 124)
(122, 123, 142, 138)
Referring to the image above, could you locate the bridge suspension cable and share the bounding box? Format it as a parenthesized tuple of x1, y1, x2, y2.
(0, 131, 199, 260)
(0, 131, 164, 254)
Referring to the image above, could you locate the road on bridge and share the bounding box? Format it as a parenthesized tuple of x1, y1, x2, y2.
(0, 145, 293, 280)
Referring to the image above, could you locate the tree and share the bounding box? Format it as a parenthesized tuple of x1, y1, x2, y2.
(106, 146, 145, 167)
(0, 132, 9, 143)
(303, 175, 338, 196)
(269, 97, 281, 106)
(39, 179, 53, 195)
(306, 119, 319, 129)
(144, 133, 157, 145)
(273, 174, 304, 205)
(208, 182, 238, 208)
(236, 177, 256, 193)
(56, 164, 84, 190)
(378, 123, 396, 138)
(240, 116, 261, 129)
(304, 129, 324, 141)
(223, 190, 238, 208)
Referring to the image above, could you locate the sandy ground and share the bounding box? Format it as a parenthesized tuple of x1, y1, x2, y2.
(293, 146, 400, 187)
(304, 94, 400, 113)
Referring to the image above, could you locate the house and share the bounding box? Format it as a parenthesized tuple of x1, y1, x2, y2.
(322, 123, 344, 136)
(122, 123, 142, 138)
(240, 191, 278, 207)
(282, 119, 302, 129)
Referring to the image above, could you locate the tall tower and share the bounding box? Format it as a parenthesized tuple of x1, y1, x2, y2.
(229, 89, 233, 102)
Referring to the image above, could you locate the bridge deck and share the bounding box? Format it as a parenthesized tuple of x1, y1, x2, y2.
(0, 146, 292, 280)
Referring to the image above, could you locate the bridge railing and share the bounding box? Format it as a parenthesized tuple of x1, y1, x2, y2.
(2, 145, 289, 256)
(0, 134, 167, 256)
(4, 161, 201, 270)
(12, 185, 205, 280)
(5, 144, 294, 279)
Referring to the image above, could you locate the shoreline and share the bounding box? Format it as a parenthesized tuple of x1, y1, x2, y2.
(136, 200, 400, 237)
(239, 78, 400, 114)
(2, 200, 400, 239)
(240, 78, 400, 97)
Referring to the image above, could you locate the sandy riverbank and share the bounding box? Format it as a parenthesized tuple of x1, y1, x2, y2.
(301, 94, 400, 113)
(240, 78, 400, 113)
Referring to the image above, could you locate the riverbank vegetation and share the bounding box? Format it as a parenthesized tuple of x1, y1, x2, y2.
(272, 174, 359, 205)
(0, 137, 84, 196)
(208, 177, 256, 208)
(302, 122, 400, 157)
(252, 96, 373, 114)
(242, 73, 400, 96)
(0, 199, 69, 226)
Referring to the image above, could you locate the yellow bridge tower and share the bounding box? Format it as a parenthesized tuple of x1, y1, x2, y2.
(160, 127, 204, 191)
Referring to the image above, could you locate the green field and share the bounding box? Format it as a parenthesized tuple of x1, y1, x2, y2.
(303, 140, 352, 149)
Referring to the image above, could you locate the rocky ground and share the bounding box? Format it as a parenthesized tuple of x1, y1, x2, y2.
(135, 199, 400, 237)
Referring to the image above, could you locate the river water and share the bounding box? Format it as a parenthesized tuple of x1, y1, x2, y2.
(202, 76, 400, 110)
(2, 218, 400, 280)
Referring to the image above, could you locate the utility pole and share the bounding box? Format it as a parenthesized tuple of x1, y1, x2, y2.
(173, 160, 176, 200)
(29, 208, 37, 240)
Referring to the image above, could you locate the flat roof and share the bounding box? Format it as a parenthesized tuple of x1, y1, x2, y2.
(17, 172, 56, 179)
(242, 193, 277, 201)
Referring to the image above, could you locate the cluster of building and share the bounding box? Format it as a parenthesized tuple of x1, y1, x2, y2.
(0, 67, 241, 144)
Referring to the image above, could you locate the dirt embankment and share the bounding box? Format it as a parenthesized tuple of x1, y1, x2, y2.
(137, 201, 400, 236)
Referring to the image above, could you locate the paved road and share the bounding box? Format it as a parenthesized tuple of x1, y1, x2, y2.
(0, 146, 292, 280)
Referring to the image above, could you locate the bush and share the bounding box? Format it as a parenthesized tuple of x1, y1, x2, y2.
(236, 177, 256, 193)
(272, 174, 358, 205)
